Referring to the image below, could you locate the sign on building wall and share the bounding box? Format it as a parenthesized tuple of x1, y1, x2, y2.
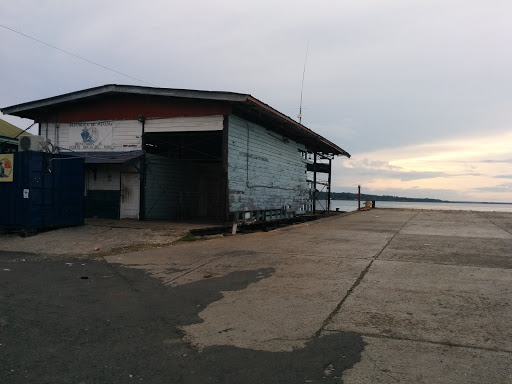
(69, 121, 114, 151)
(0, 154, 14, 182)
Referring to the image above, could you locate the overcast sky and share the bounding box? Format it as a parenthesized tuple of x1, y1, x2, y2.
(1, 1, 511, 202)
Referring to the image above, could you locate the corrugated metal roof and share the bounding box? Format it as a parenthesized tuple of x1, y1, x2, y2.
(1, 85, 350, 157)
(0, 118, 24, 139)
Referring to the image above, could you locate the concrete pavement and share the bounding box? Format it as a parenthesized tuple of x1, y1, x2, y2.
(107, 209, 512, 382)
(0, 218, 221, 256)
(1, 208, 511, 383)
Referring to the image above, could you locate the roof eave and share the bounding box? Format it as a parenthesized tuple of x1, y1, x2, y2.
(1, 84, 250, 117)
(1, 84, 350, 158)
(245, 96, 350, 158)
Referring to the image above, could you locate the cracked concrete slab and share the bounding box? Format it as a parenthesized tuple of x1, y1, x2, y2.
(326, 260, 512, 352)
(379, 233, 512, 268)
(341, 336, 512, 384)
(109, 233, 374, 351)
(400, 210, 512, 238)
(99, 208, 512, 381)
(180, 257, 369, 352)
(477, 211, 512, 234)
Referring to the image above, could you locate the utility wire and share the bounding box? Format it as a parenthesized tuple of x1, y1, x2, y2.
(14, 122, 36, 139)
(0, 24, 155, 86)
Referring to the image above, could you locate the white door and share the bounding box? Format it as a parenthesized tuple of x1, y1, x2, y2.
(120, 173, 140, 219)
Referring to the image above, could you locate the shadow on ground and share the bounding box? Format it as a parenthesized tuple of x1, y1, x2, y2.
(0, 251, 364, 383)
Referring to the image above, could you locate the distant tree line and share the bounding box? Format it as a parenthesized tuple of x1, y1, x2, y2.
(317, 191, 447, 203)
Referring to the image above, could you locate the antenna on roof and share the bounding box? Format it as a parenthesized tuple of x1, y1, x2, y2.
(298, 41, 309, 124)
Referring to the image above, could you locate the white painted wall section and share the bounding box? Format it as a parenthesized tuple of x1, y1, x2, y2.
(144, 116, 223, 133)
(44, 120, 142, 152)
(85, 164, 139, 191)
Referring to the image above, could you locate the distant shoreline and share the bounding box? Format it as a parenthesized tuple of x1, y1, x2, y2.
(324, 192, 510, 205)
(330, 199, 512, 205)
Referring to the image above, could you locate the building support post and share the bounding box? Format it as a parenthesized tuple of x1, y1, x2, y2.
(232, 212, 239, 235)
(222, 115, 230, 223)
(139, 153, 146, 220)
(313, 152, 317, 214)
(327, 158, 332, 211)
(138, 116, 146, 220)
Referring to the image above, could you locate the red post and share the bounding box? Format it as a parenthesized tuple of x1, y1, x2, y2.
(358, 185, 361, 211)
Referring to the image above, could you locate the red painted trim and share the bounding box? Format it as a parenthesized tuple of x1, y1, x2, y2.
(36, 94, 232, 123)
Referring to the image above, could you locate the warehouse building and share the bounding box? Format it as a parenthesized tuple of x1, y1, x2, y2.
(2, 85, 350, 222)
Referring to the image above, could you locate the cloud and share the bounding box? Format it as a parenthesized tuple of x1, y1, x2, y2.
(480, 159, 512, 164)
(339, 159, 448, 182)
(474, 183, 512, 193)
(344, 158, 402, 171)
(308, 119, 358, 144)
(332, 130, 512, 202)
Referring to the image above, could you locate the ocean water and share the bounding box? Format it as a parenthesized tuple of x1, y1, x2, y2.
(329, 200, 512, 213)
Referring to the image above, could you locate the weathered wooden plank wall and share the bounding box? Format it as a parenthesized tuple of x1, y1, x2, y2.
(227, 115, 311, 214)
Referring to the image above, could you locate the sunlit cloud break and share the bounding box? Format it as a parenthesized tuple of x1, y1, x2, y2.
(336, 130, 512, 202)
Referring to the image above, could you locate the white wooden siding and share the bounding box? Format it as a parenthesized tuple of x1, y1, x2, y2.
(44, 120, 142, 152)
(227, 115, 310, 213)
(144, 116, 223, 133)
(85, 164, 138, 191)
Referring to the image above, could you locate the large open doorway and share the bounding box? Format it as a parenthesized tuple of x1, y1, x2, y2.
(143, 131, 224, 221)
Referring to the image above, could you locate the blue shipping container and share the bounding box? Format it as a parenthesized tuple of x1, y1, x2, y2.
(0, 151, 84, 229)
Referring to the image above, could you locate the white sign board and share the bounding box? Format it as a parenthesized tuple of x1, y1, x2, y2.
(68, 121, 114, 151)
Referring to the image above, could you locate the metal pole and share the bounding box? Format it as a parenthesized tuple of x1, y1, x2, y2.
(358, 185, 361, 211)
(313, 152, 317, 214)
(139, 117, 146, 220)
(327, 158, 332, 211)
